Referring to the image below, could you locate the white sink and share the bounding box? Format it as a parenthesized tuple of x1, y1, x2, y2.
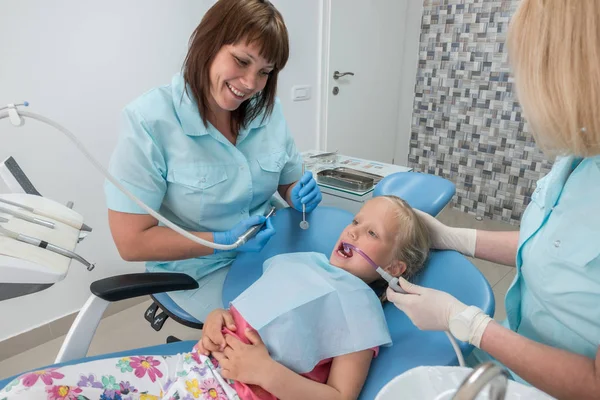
(375, 366, 556, 400)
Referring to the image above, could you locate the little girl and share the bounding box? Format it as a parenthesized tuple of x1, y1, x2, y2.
(1, 195, 430, 400)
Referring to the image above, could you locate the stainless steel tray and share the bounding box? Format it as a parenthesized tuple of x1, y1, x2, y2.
(317, 169, 375, 191)
(331, 167, 383, 185)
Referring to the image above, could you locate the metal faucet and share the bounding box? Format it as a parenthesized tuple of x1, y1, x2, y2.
(452, 362, 510, 400)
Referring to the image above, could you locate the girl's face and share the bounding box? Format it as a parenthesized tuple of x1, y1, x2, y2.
(329, 197, 406, 283)
(208, 40, 274, 114)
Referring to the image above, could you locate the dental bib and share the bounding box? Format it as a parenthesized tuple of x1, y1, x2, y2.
(231, 252, 392, 374)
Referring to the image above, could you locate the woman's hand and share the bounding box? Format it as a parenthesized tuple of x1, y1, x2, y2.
(197, 309, 237, 356)
(386, 278, 491, 347)
(413, 209, 477, 257)
(213, 215, 276, 253)
(290, 171, 322, 213)
(212, 328, 275, 386)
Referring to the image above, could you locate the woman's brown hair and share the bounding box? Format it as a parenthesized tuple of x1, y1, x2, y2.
(183, 0, 289, 135)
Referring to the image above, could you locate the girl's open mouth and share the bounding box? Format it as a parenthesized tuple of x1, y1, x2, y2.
(337, 242, 353, 258)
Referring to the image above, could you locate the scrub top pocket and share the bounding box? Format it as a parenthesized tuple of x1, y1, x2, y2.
(166, 165, 230, 227)
(252, 150, 289, 204)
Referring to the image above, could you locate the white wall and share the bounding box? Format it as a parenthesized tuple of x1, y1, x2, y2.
(0, 0, 322, 341)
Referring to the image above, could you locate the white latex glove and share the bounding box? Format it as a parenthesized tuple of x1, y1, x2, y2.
(414, 209, 477, 257)
(386, 278, 492, 347)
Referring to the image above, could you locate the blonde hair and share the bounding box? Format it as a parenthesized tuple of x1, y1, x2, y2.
(371, 195, 430, 303)
(378, 195, 431, 280)
(507, 0, 600, 157)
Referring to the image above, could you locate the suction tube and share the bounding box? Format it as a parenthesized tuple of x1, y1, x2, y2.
(0, 105, 260, 251)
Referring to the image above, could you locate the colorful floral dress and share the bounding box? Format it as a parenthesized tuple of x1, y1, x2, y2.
(0, 344, 240, 400)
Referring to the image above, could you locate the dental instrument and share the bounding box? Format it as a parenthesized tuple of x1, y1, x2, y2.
(0, 205, 55, 229)
(300, 163, 309, 230)
(236, 206, 276, 246)
(0, 217, 95, 271)
(342, 242, 405, 293)
(0, 102, 266, 251)
(0, 197, 93, 232)
(341, 242, 465, 367)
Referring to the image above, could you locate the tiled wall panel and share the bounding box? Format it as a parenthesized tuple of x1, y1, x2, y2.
(408, 0, 552, 224)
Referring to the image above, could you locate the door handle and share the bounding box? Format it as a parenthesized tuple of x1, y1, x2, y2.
(333, 71, 355, 80)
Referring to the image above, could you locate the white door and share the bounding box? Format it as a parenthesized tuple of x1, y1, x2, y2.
(323, 0, 410, 164)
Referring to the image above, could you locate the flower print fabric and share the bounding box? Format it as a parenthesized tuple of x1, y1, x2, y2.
(0, 344, 240, 400)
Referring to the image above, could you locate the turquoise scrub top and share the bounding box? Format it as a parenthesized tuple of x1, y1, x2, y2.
(104, 73, 302, 318)
(499, 155, 600, 382)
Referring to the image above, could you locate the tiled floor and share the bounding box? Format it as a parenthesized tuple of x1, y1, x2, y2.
(0, 207, 519, 381)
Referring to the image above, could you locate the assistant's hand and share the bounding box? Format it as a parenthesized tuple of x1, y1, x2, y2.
(414, 209, 477, 257)
(213, 215, 275, 253)
(290, 171, 322, 213)
(212, 329, 274, 386)
(386, 278, 491, 347)
(386, 278, 468, 331)
(197, 309, 237, 356)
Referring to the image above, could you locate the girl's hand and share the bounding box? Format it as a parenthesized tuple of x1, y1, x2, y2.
(212, 328, 275, 386)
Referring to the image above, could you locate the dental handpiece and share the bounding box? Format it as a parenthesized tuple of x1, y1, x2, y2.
(234, 207, 276, 246)
(0, 205, 55, 229)
(0, 218, 95, 271)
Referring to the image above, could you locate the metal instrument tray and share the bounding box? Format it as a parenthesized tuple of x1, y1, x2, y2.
(317, 169, 375, 191)
(331, 167, 383, 185)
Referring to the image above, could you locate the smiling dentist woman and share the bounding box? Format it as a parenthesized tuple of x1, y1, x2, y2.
(387, 1, 600, 399)
(104, 0, 321, 322)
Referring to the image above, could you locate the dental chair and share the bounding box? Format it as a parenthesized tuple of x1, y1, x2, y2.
(373, 171, 456, 217)
(144, 171, 457, 334)
(0, 206, 494, 399)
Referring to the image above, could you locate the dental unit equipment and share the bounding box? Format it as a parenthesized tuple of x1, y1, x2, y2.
(0, 217, 95, 271)
(0, 102, 274, 251)
(300, 163, 309, 230)
(0, 205, 55, 229)
(341, 242, 466, 367)
(0, 197, 92, 232)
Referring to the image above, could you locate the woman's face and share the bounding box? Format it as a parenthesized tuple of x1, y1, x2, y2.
(208, 40, 274, 113)
(329, 197, 406, 283)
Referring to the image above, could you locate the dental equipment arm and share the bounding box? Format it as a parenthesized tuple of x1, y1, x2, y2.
(0, 103, 269, 251)
(480, 321, 600, 400)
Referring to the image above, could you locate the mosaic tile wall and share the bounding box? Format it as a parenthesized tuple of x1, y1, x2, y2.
(407, 0, 553, 225)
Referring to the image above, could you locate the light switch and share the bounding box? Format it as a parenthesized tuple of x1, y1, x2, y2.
(292, 85, 311, 101)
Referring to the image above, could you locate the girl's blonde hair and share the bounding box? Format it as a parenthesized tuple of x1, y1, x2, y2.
(371, 195, 431, 302)
(378, 195, 431, 280)
(508, 0, 600, 157)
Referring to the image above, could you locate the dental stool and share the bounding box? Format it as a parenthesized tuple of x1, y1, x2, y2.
(373, 171, 456, 216)
(0, 207, 494, 399)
